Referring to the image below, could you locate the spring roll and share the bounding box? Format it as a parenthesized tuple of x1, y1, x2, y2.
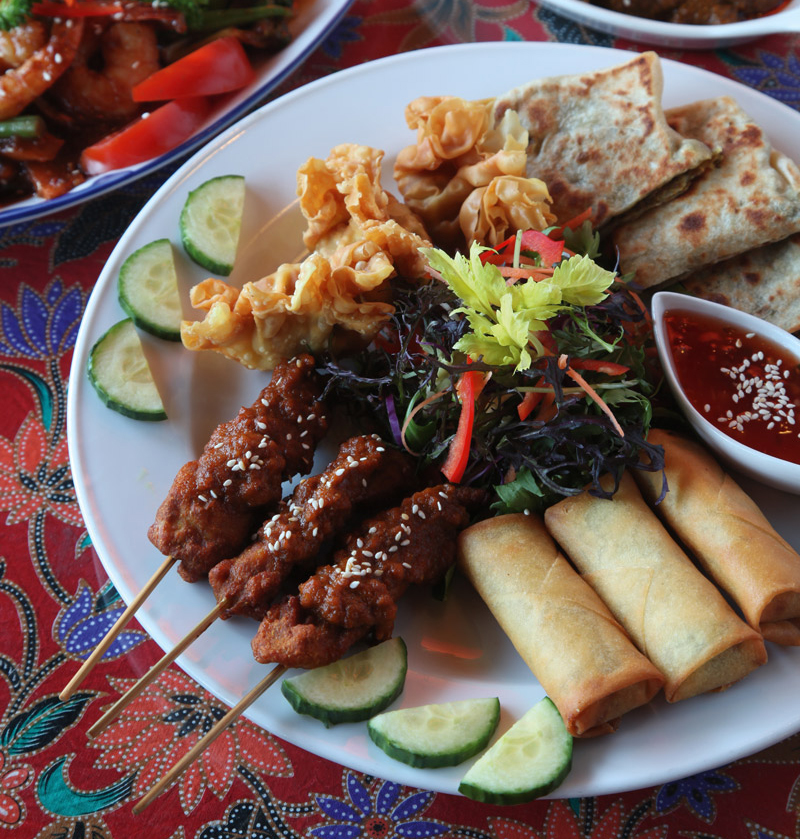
(634, 428, 800, 645)
(544, 472, 767, 703)
(457, 513, 664, 737)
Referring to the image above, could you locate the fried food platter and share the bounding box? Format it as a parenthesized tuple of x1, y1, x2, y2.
(67, 42, 800, 799)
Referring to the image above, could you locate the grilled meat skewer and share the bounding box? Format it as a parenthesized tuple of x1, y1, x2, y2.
(251, 484, 488, 669)
(209, 434, 416, 619)
(148, 354, 328, 582)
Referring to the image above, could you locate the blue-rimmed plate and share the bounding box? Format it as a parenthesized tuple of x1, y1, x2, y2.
(0, 0, 352, 229)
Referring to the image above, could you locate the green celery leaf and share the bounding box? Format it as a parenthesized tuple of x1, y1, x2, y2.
(552, 254, 615, 306)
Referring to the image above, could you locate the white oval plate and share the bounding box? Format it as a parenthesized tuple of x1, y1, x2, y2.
(68, 42, 800, 799)
(538, 0, 800, 49)
(0, 0, 352, 229)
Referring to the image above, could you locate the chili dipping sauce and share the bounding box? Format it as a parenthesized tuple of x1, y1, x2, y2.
(664, 309, 800, 464)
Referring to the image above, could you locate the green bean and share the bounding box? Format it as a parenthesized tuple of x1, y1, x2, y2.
(0, 115, 45, 140)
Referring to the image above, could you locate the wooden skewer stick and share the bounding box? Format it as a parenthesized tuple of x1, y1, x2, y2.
(132, 663, 287, 814)
(87, 598, 230, 739)
(60, 554, 178, 702)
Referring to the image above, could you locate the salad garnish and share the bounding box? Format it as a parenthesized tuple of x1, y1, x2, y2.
(320, 224, 665, 514)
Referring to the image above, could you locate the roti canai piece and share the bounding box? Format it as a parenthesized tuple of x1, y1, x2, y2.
(613, 96, 800, 290)
(681, 233, 800, 334)
(491, 50, 714, 227)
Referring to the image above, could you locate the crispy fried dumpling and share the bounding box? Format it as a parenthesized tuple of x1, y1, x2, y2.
(180, 144, 431, 371)
(394, 97, 553, 250)
(459, 175, 555, 248)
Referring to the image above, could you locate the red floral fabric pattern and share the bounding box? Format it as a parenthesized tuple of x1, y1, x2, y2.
(0, 2, 798, 838)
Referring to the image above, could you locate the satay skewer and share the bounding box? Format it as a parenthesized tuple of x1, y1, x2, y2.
(132, 663, 286, 814)
(130, 483, 488, 812)
(88, 435, 413, 736)
(87, 599, 230, 738)
(60, 554, 177, 702)
(60, 355, 328, 702)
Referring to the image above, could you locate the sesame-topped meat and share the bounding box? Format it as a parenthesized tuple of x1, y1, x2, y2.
(208, 435, 415, 619)
(147, 355, 328, 582)
(251, 484, 488, 669)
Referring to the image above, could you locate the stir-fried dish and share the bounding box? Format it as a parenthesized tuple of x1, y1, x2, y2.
(587, 0, 787, 24)
(0, 0, 293, 205)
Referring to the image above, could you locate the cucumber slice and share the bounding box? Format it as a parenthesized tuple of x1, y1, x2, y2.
(118, 238, 182, 341)
(458, 697, 572, 805)
(87, 318, 167, 422)
(179, 174, 245, 275)
(281, 637, 407, 727)
(368, 697, 500, 768)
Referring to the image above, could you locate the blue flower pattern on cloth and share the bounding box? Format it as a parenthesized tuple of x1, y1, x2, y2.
(733, 50, 800, 107)
(0, 281, 83, 360)
(56, 582, 146, 661)
(655, 769, 739, 822)
(312, 775, 450, 839)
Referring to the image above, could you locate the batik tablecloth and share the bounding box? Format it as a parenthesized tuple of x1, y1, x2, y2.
(1, 3, 799, 837)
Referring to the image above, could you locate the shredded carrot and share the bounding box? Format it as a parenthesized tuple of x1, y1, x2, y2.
(562, 207, 593, 230)
(558, 354, 625, 437)
(535, 389, 557, 423)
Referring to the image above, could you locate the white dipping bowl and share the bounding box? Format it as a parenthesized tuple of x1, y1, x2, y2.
(651, 290, 800, 495)
(537, 0, 800, 49)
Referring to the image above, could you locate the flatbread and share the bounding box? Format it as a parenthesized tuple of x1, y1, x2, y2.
(681, 233, 800, 334)
(613, 96, 800, 289)
(492, 50, 713, 227)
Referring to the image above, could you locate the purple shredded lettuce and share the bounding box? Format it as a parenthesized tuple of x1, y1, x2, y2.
(318, 278, 666, 513)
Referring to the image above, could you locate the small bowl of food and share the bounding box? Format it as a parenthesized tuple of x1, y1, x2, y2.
(651, 290, 800, 494)
(536, 0, 800, 49)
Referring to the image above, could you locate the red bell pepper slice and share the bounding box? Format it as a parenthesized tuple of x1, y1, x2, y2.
(80, 97, 212, 176)
(569, 358, 630, 376)
(132, 37, 256, 102)
(481, 229, 565, 269)
(32, 1, 124, 15)
(441, 369, 489, 483)
(517, 229, 564, 267)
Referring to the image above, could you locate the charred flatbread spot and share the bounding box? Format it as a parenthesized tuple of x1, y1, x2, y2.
(740, 170, 756, 186)
(636, 107, 655, 137)
(679, 212, 706, 232)
(632, 53, 654, 95)
(745, 207, 769, 229)
(729, 124, 762, 153)
(743, 271, 761, 286)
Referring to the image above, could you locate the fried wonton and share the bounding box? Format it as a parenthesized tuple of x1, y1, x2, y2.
(181, 144, 432, 371)
(394, 96, 555, 250)
(613, 96, 800, 289)
(492, 51, 714, 228)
